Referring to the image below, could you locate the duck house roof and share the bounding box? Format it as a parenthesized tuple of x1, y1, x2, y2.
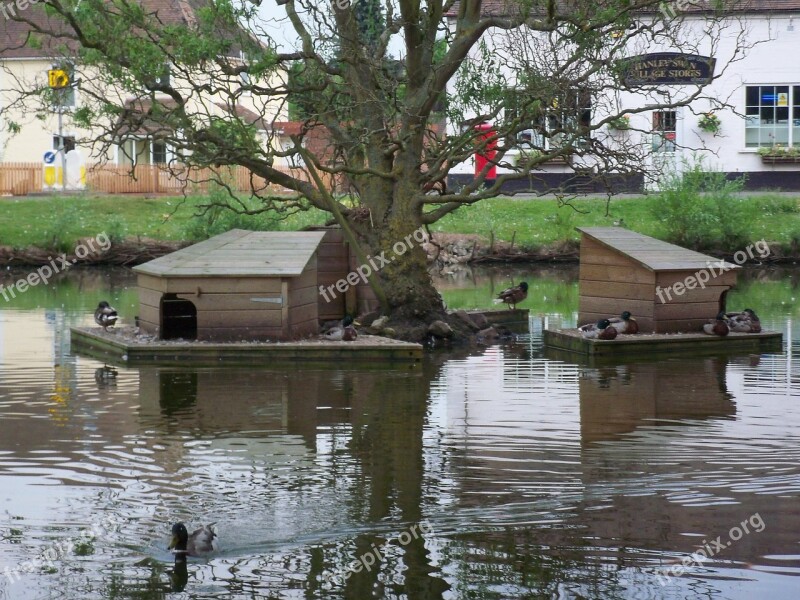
(577, 227, 740, 272)
(133, 229, 326, 277)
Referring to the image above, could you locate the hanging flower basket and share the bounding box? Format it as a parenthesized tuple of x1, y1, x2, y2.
(608, 115, 631, 131)
(698, 113, 721, 134)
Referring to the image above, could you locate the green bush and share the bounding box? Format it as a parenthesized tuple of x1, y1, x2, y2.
(181, 185, 281, 242)
(651, 163, 748, 250)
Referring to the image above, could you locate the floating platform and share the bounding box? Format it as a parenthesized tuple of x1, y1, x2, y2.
(70, 327, 423, 368)
(543, 328, 783, 360)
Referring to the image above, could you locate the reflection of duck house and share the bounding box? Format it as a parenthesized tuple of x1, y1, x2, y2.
(577, 227, 738, 333)
(133, 229, 374, 341)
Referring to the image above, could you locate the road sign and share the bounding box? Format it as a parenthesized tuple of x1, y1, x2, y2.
(44, 151, 56, 164)
(48, 69, 69, 89)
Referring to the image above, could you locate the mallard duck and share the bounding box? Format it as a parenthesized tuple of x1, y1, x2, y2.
(579, 318, 618, 340)
(725, 308, 761, 333)
(169, 523, 217, 559)
(608, 311, 639, 334)
(703, 312, 729, 336)
(494, 282, 528, 310)
(323, 315, 359, 341)
(94, 301, 118, 331)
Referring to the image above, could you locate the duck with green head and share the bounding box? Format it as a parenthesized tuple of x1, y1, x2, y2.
(703, 312, 730, 336)
(579, 319, 618, 340)
(608, 311, 639, 334)
(169, 523, 217, 560)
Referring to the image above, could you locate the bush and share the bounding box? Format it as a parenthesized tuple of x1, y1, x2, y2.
(652, 163, 749, 250)
(181, 184, 281, 242)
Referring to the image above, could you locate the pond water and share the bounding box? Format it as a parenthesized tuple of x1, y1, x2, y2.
(0, 264, 798, 599)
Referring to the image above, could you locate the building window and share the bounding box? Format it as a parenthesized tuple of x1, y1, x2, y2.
(506, 89, 591, 151)
(652, 110, 677, 153)
(119, 138, 169, 166)
(152, 140, 168, 164)
(745, 85, 798, 147)
(53, 135, 76, 154)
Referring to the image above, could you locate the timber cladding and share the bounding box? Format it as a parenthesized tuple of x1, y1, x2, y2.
(577, 227, 739, 333)
(133, 230, 328, 341)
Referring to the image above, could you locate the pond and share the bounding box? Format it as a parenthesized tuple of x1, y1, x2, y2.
(0, 264, 798, 599)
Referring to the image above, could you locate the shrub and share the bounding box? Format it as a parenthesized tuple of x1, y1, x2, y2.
(651, 162, 748, 250)
(181, 183, 281, 241)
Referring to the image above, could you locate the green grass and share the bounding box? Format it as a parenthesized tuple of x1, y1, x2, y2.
(0, 194, 329, 250)
(0, 191, 798, 252)
(429, 194, 800, 250)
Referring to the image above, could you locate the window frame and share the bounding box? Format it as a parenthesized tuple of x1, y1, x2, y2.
(505, 88, 592, 153)
(745, 84, 798, 148)
(652, 110, 677, 154)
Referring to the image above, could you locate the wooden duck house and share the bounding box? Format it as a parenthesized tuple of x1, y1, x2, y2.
(133, 230, 326, 341)
(577, 227, 739, 333)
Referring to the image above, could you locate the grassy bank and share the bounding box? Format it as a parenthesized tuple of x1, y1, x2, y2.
(1, 190, 798, 255)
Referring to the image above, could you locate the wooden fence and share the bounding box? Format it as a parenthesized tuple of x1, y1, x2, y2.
(0, 163, 342, 196)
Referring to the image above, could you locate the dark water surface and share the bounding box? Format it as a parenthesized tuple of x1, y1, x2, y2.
(0, 266, 798, 599)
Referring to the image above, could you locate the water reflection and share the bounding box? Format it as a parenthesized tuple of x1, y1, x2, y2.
(579, 357, 736, 443)
(0, 265, 799, 599)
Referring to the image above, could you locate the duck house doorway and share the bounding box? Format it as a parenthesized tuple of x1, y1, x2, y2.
(160, 295, 197, 340)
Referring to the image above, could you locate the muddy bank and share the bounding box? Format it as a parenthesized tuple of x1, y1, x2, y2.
(0, 238, 188, 267)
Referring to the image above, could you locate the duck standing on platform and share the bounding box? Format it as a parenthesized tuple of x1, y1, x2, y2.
(169, 523, 217, 560)
(494, 282, 529, 310)
(324, 315, 359, 341)
(608, 311, 639, 334)
(726, 308, 762, 333)
(579, 319, 618, 340)
(94, 301, 118, 331)
(703, 312, 730, 336)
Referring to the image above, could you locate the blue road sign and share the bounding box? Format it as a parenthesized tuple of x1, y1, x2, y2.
(44, 151, 57, 164)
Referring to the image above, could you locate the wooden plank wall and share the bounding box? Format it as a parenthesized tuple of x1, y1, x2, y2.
(289, 258, 320, 338)
(653, 270, 737, 333)
(315, 228, 380, 319)
(138, 269, 323, 340)
(579, 236, 657, 331)
(137, 274, 164, 335)
(317, 229, 350, 321)
(579, 235, 738, 333)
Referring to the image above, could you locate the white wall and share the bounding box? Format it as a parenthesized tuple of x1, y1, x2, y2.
(445, 12, 800, 179)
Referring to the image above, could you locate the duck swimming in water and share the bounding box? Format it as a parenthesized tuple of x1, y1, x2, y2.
(169, 523, 217, 560)
(94, 301, 118, 331)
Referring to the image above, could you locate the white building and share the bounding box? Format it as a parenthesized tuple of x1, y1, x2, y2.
(0, 0, 286, 167)
(445, 0, 800, 192)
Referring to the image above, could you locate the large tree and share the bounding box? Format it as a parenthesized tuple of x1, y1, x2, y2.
(2, 0, 753, 331)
